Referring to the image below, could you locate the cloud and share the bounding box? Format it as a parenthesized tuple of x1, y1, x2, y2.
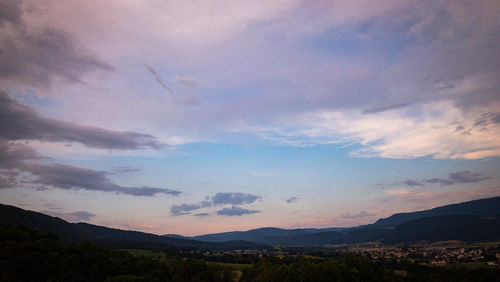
(144, 63, 175, 95)
(425, 170, 491, 186)
(217, 206, 261, 216)
(144, 64, 200, 106)
(0, 0, 23, 27)
(171, 201, 212, 216)
(212, 192, 261, 206)
(42, 210, 96, 222)
(402, 179, 423, 187)
(0, 0, 112, 88)
(111, 166, 140, 174)
(0, 90, 165, 150)
(362, 102, 412, 114)
(170, 192, 261, 216)
(0, 141, 180, 196)
(235, 101, 500, 159)
(285, 196, 300, 203)
(25, 163, 180, 196)
(194, 212, 209, 217)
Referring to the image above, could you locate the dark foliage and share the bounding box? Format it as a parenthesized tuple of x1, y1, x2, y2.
(1, 223, 500, 281)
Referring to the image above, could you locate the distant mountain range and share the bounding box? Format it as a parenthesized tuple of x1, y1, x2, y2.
(1, 196, 500, 249)
(166, 196, 500, 245)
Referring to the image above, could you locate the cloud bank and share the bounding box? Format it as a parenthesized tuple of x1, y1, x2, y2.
(0, 90, 165, 150)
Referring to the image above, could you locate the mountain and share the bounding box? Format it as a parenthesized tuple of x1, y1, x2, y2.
(191, 227, 347, 243)
(4, 195, 500, 248)
(383, 215, 500, 243)
(0, 203, 268, 251)
(187, 196, 500, 246)
(374, 196, 500, 227)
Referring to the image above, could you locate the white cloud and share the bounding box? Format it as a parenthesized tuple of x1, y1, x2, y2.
(232, 101, 500, 159)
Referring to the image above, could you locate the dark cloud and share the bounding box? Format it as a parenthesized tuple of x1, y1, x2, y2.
(425, 170, 490, 186)
(193, 212, 209, 217)
(0, 0, 23, 27)
(0, 90, 165, 150)
(0, 0, 112, 88)
(171, 201, 212, 216)
(402, 179, 423, 186)
(217, 206, 261, 216)
(24, 164, 180, 196)
(42, 210, 96, 222)
(111, 166, 140, 174)
(0, 142, 180, 196)
(362, 102, 412, 114)
(285, 196, 300, 203)
(0, 140, 44, 167)
(212, 192, 260, 206)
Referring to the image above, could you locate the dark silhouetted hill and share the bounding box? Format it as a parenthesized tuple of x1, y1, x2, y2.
(383, 215, 500, 243)
(374, 196, 500, 227)
(0, 203, 268, 250)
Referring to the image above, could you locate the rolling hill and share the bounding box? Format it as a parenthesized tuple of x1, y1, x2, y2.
(171, 196, 500, 245)
(374, 196, 500, 227)
(3, 195, 500, 248)
(0, 203, 268, 251)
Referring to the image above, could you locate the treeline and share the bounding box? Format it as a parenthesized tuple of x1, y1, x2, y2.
(2, 223, 500, 281)
(239, 256, 500, 282)
(0, 223, 233, 281)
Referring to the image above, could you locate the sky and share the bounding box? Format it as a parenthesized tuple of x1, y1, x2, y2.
(0, 0, 499, 236)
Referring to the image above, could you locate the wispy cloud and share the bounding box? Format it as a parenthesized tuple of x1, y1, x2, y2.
(362, 102, 412, 114)
(144, 64, 200, 106)
(425, 171, 491, 186)
(217, 206, 261, 216)
(235, 101, 500, 159)
(111, 166, 140, 174)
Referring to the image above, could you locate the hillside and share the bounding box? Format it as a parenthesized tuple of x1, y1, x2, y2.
(0, 203, 268, 251)
(374, 196, 500, 227)
(3, 196, 500, 248)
